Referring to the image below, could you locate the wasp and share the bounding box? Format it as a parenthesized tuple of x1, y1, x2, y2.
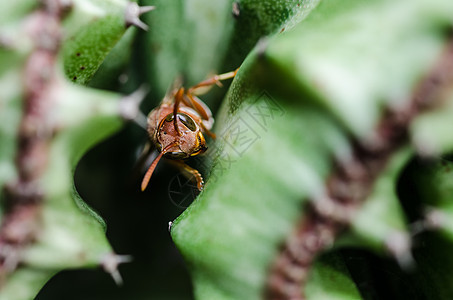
(141, 69, 238, 192)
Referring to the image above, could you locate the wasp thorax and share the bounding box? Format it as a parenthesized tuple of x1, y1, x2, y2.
(155, 113, 207, 159)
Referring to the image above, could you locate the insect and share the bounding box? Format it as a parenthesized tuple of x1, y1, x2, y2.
(141, 69, 238, 192)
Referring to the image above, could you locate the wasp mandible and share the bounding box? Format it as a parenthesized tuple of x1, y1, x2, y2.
(141, 69, 238, 192)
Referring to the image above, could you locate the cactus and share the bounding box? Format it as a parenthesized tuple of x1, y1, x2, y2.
(2, 0, 453, 299)
(0, 0, 150, 299)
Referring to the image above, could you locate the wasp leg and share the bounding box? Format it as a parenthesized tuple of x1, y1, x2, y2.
(188, 68, 239, 94)
(199, 119, 216, 139)
(181, 93, 210, 120)
(170, 160, 204, 191)
(179, 93, 216, 139)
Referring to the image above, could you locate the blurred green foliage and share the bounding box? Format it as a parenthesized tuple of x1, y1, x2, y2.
(2, 0, 453, 299)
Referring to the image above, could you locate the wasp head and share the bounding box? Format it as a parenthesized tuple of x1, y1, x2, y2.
(155, 112, 207, 159)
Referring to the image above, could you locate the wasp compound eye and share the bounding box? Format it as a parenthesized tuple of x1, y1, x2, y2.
(177, 113, 197, 131)
(164, 114, 174, 122)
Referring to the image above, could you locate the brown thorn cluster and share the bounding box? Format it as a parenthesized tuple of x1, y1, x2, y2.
(265, 37, 453, 299)
(0, 0, 68, 282)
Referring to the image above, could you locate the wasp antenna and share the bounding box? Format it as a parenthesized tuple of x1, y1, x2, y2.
(141, 151, 163, 191)
(141, 142, 178, 191)
(173, 88, 184, 136)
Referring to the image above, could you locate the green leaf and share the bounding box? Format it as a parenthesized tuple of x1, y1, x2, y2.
(262, 0, 453, 138)
(88, 27, 137, 89)
(171, 71, 349, 299)
(140, 0, 187, 98)
(171, 0, 453, 298)
(395, 157, 453, 299)
(222, 0, 321, 70)
(410, 158, 453, 240)
(62, 0, 131, 85)
(0, 269, 56, 300)
(0, 72, 123, 299)
(411, 91, 453, 156)
(139, 0, 319, 100)
(305, 253, 362, 300)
